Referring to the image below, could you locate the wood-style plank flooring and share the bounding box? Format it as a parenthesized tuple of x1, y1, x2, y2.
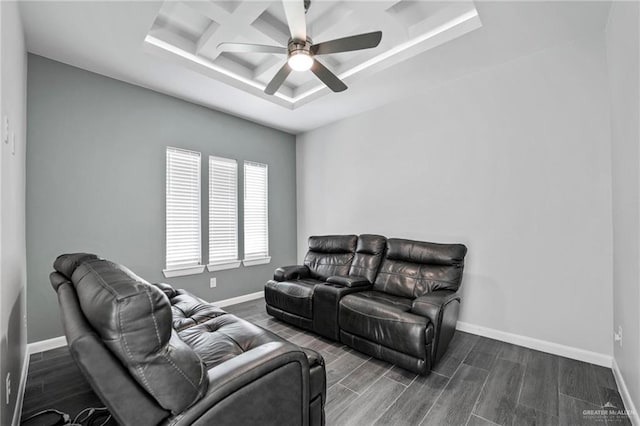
(22, 298, 631, 425)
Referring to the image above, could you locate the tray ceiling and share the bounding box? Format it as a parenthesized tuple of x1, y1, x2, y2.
(145, 0, 481, 109)
(19, 1, 613, 133)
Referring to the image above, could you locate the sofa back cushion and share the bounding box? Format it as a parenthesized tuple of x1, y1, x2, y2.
(348, 234, 387, 283)
(53, 254, 208, 414)
(304, 235, 357, 280)
(373, 239, 467, 298)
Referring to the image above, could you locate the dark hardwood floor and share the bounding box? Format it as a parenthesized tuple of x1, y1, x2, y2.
(22, 298, 631, 425)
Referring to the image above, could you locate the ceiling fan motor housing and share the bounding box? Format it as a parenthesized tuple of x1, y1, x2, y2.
(287, 37, 313, 71)
(287, 37, 313, 57)
(219, 0, 381, 94)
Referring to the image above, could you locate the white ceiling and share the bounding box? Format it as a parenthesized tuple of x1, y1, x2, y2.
(19, 1, 612, 134)
(145, 0, 480, 107)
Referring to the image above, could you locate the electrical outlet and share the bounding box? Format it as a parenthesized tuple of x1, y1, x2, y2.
(210, 277, 217, 288)
(6, 372, 11, 405)
(614, 326, 623, 347)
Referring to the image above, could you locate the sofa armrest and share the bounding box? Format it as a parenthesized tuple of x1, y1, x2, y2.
(411, 290, 459, 321)
(326, 275, 371, 288)
(274, 265, 310, 281)
(153, 282, 177, 298)
(173, 342, 310, 426)
(411, 290, 461, 363)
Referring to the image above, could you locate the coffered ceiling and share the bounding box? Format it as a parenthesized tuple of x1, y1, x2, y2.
(145, 1, 480, 108)
(19, 1, 612, 133)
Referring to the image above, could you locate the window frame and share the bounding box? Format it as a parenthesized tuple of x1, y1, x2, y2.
(164, 146, 205, 277)
(242, 160, 271, 266)
(207, 155, 241, 272)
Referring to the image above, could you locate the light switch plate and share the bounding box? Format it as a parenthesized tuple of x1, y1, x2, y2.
(210, 277, 217, 288)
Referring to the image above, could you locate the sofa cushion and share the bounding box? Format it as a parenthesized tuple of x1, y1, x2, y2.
(53, 253, 99, 278)
(345, 290, 413, 311)
(265, 278, 323, 319)
(348, 234, 386, 283)
(304, 235, 357, 280)
(178, 313, 280, 368)
(53, 254, 208, 415)
(170, 290, 227, 332)
(339, 291, 431, 358)
(373, 239, 467, 298)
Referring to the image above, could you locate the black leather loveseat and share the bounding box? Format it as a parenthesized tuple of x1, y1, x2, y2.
(50, 253, 326, 426)
(265, 235, 467, 374)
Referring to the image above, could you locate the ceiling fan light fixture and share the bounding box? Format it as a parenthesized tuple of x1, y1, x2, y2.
(288, 51, 313, 71)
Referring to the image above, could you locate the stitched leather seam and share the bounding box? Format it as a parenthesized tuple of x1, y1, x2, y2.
(274, 293, 312, 298)
(84, 263, 120, 297)
(342, 304, 425, 325)
(145, 290, 163, 350)
(377, 271, 457, 285)
(117, 301, 158, 401)
(358, 294, 410, 308)
(361, 299, 409, 308)
(304, 254, 355, 266)
(350, 266, 376, 273)
(160, 352, 201, 392)
(308, 250, 354, 255)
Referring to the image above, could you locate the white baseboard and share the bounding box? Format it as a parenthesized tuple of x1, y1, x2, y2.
(612, 358, 639, 426)
(12, 336, 69, 425)
(456, 321, 612, 367)
(213, 290, 264, 307)
(27, 335, 67, 355)
(11, 349, 31, 426)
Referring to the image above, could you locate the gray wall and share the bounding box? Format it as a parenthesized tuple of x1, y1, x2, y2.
(606, 1, 640, 412)
(26, 55, 297, 343)
(1, 2, 28, 425)
(297, 34, 614, 359)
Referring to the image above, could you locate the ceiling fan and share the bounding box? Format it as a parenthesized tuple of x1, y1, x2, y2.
(217, 0, 383, 95)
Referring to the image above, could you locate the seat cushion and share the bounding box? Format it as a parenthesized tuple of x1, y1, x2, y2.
(170, 290, 227, 331)
(339, 291, 431, 359)
(265, 278, 324, 319)
(178, 313, 283, 369)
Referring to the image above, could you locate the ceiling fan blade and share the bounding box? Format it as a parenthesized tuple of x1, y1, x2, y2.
(310, 59, 347, 92)
(265, 63, 292, 95)
(311, 31, 382, 55)
(282, 0, 307, 42)
(217, 42, 287, 55)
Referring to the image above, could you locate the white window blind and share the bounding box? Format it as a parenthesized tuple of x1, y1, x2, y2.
(208, 156, 239, 270)
(243, 161, 270, 264)
(165, 147, 203, 275)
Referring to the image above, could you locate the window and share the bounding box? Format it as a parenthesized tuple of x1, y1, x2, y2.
(243, 161, 270, 265)
(164, 147, 204, 277)
(208, 156, 240, 271)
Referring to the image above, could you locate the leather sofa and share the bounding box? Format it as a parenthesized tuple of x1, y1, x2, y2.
(50, 253, 326, 426)
(265, 235, 467, 375)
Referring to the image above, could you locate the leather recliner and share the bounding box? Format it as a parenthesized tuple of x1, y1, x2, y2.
(50, 253, 326, 426)
(265, 236, 467, 375)
(265, 234, 386, 340)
